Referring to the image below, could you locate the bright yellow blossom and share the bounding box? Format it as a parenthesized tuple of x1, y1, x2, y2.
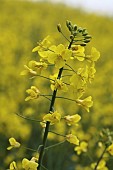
(7, 137, 20, 150)
(39, 44, 72, 68)
(70, 73, 87, 98)
(25, 86, 40, 101)
(20, 60, 47, 76)
(91, 160, 108, 170)
(107, 143, 113, 156)
(77, 67, 88, 83)
(43, 111, 61, 125)
(22, 157, 39, 170)
(76, 96, 93, 112)
(64, 114, 81, 126)
(50, 74, 68, 91)
(74, 141, 88, 155)
(87, 65, 96, 83)
(9, 161, 17, 170)
(71, 45, 85, 61)
(66, 134, 79, 145)
(86, 47, 100, 62)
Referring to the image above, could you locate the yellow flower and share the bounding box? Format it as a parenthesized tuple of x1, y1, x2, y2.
(20, 60, 47, 76)
(107, 143, 113, 156)
(70, 73, 87, 98)
(87, 65, 96, 83)
(86, 47, 100, 62)
(76, 96, 93, 112)
(7, 137, 20, 150)
(50, 74, 68, 92)
(32, 35, 52, 52)
(66, 134, 79, 145)
(77, 67, 88, 83)
(74, 141, 88, 155)
(40, 44, 72, 68)
(43, 111, 61, 125)
(64, 114, 81, 126)
(91, 160, 108, 170)
(71, 45, 85, 61)
(22, 157, 39, 170)
(25, 86, 40, 101)
(9, 161, 17, 170)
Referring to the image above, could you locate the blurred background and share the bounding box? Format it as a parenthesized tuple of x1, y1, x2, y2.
(0, 0, 113, 169)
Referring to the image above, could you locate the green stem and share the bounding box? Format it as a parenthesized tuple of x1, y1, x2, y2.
(45, 140, 65, 150)
(56, 96, 76, 102)
(65, 63, 77, 73)
(22, 145, 37, 152)
(49, 130, 66, 137)
(94, 145, 107, 170)
(15, 112, 42, 122)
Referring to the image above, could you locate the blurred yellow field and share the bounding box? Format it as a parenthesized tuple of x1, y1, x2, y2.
(0, 0, 113, 169)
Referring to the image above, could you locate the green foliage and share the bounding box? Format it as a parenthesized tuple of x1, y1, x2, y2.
(0, 0, 113, 169)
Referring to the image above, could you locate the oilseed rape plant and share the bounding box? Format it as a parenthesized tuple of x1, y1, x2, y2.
(7, 20, 113, 170)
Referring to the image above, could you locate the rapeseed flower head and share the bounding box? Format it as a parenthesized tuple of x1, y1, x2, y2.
(74, 141, 88, 155)
(7, 137, 20, 150)
(64, 114, 81, 126)
(25, 86, 40, 101)
(43, 111, 61, 125)
(22, 157, 39, 170)
(66, 134, 79, 145)
(76, 96, 93, 112)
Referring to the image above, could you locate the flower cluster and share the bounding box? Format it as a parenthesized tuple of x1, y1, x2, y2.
(8, 21, 101, 170)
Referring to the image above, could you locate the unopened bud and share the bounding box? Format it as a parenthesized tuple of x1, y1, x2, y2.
(70, 35, 74, 39)
(80, 43, 86, 46)
(84, 35, 92, 39)
(57, 24, 62, 33)
(78, 27, 83, 32)
(66, 20, 70, 27)
(73, 24, 77, 31)
(84, 39, 91, 43)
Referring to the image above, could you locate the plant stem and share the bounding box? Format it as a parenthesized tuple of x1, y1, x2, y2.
(94, 145, 107, 170)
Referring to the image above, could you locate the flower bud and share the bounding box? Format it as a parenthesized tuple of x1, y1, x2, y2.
(80, 43, 86, 46)
(73, 24, 77, 31)
(84, 39, 91, 43)
(57, 24, 62, 33)
(84, 35, 92, 39)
